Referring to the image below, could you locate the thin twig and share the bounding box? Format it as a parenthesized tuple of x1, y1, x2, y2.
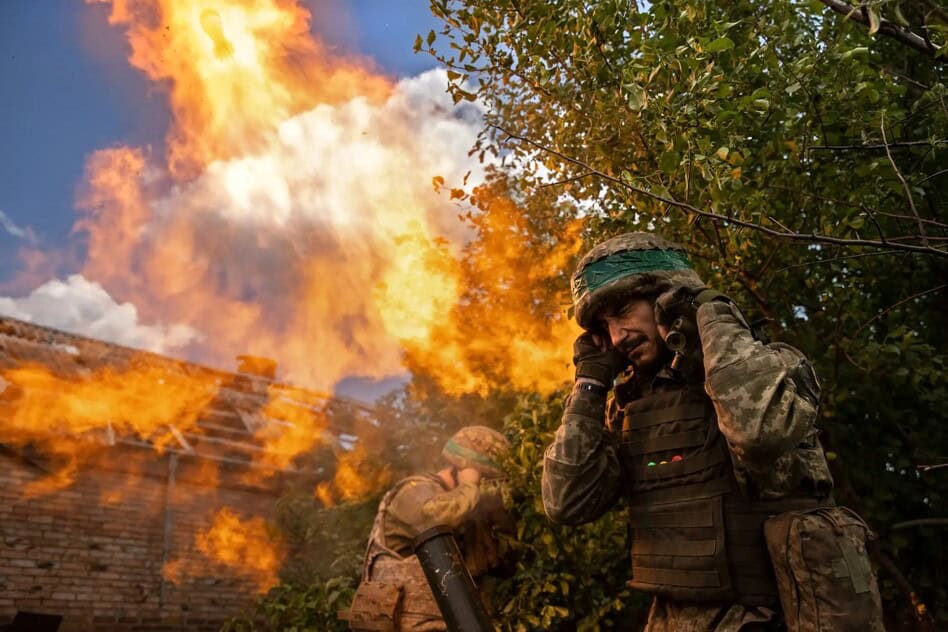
(491, 124, 948, 259)
(916, 167, 948, 186)
(539, 171, 596, 189)
(873, 210, 948, 229)
(775, 249, 911, 273)
(852, 284, 948, 340)
(917, 463, 948, 473)
(890, 518, 948, 530)
(762, 185, 948, 229)
(817, 0, 939, 57)
(808, 139, 948, 151)
(766, 215, 794, 234)
(881, 112, 929, 246)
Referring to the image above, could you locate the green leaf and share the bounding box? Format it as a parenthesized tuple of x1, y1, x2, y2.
(705, 36, 735, 53)
(426, 29, 437, 46)
(625, 83, 647, 111)
(659, 150, 680, 175)
(867, 8, 881, 35)
(841, 46, 869, 60)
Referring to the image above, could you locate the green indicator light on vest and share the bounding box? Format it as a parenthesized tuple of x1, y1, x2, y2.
(647, 461, 657, 467)
(672, 455, 683, 462)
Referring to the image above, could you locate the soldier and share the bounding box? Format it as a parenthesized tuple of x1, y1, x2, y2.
(346, 425, 512, 631)
(542, 232, 884, 631)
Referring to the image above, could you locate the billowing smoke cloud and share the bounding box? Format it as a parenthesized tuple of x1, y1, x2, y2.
(0, 274, 202, 354)
(73, 68, 492, 390)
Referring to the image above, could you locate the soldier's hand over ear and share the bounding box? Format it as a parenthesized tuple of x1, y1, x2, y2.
(573, 331, 627, 386)
(458, 467, 482, 486)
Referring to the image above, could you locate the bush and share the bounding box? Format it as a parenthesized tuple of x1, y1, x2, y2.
(222, 576, 355, 632)
(491, 391, 650, 630)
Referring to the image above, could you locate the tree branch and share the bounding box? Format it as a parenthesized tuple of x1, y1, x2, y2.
(538, 171, 596, 189)
(817, 0, 940, 57)
(491, 124, 948, 259)
(917, 462, 948, 473)
(852, 283, 948, 340)
(890, 518, 948, 530)
(774, 249, 911, 273)
(808, 139, 948, 151)
(881, 112, 929, 246)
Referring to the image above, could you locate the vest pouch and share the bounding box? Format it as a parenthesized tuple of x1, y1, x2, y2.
(627, 492, 734, 602)
(341, 580, 403, 632)
(763, 506, 884, 632)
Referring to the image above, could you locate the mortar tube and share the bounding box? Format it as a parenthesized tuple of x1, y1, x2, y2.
(412, 525, 493, 632)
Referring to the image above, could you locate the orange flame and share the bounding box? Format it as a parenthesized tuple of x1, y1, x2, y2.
(162, 508, 285, 593)
(1, 361, 218, 494)
(0, 0, 586, 503)
(87, 0, 390, 175)
(314, 444, 391, 507)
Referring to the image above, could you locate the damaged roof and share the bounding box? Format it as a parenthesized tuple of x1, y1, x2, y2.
(0, 316, 373, 476)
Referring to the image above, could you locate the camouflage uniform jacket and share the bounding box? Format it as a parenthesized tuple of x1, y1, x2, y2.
(366, 474, 482, 563)
(355, 473, 510, 632)
(542, 301, 834, 631)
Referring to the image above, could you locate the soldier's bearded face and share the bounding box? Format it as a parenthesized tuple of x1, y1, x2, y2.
(602, 298, 665, 372)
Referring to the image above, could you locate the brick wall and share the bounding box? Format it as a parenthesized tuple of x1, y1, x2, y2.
(0, 448, 283, 632)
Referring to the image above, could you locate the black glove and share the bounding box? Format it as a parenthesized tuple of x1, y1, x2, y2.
(655, 286, 728, 378)
(573, 331, 627, 385)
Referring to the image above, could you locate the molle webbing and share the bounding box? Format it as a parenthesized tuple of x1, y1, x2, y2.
(621, 402, 706, 430)
(571, 248, 693, 303)
(622, 430, 708, 456)
(630, 449, 728, 481)
(618, 388, 824, 605)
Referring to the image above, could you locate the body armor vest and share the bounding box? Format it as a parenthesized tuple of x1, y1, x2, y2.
(615, 387, 825, 605)
(359, 475, 445, 627)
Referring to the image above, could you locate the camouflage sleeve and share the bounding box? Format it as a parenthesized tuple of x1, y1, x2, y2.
(698, 301, 821, 469)
(420, 481, 482, 530)
(541, 381, 623, 525)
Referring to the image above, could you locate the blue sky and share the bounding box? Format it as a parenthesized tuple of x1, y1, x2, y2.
(0, 0, 442, 282)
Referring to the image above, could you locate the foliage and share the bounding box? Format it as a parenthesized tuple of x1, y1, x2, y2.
(226, 2, 947, 629)
(272, 484, 379, 582)
(423, 0, 948, 628)
(492, 391, 650, 630)
(221, 576, 355, 632)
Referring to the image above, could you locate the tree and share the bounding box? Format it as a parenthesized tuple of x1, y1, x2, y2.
(422, 0, 948, 628)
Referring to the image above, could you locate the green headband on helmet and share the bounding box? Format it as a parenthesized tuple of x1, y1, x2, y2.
(443, 439, 502, 471)
(571, 248, 694, 304)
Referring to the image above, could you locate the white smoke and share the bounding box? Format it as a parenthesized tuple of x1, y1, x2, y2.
(164, 69, 488, 240)
(0, 209, 36, 244)
(0, 275, 202, 354)
(2, 69, 490, 388)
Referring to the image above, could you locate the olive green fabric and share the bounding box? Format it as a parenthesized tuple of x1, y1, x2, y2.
(570, 232, 704, 329)
(764, 507, 884, 632)
(376, 475, 483, 558)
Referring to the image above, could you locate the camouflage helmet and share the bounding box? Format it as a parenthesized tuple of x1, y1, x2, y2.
(442, 426, 510, 478)
(571, 232, 704, 329)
